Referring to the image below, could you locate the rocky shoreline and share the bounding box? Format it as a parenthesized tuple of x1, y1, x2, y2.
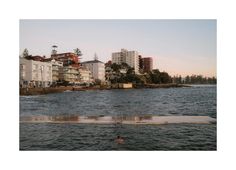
(20, 83, 190, 96)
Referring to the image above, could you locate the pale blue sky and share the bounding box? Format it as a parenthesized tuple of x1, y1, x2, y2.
(20, 19, 216, 77)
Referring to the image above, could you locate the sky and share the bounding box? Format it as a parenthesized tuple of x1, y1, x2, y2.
(20, 19, 216, 77)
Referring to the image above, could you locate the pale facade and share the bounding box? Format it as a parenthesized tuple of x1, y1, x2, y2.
(20, 58, 52, 87)
(78, 68, 93, 83)
(81, 60, 105, 82)
(118, 83, 133, 89)
(59, 66, 79, 83)
(51, 59, 63, 83)
(112, 49, 139, 74)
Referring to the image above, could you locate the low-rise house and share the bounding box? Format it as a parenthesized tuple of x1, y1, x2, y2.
(118, 83, 133, 89)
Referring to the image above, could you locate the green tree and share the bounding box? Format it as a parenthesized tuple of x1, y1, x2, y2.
(185, 75, 190, 84)
(22, 48, 29, 58)
(159, 72, 171, 83)
(127, 67, 135, 75)
(111, 63, 121, 73)
(183, 75, 216, 84)
(150, 69, 161, 84)
(138, 75, 148, 84)
(144, 73, 152, 84)
(121, 62, 130, 68)
(74, 48, 83, 56)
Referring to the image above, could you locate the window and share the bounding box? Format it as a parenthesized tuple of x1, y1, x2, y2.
(20, 64, 25, 70)
(48, 66, 51, 71)
(47, 72, 51, 78)
(33, 64, 37, 70)
(20, 71, 25, 79)
(40, 65, 44, 71)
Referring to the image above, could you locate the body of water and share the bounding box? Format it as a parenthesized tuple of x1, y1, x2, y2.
(20, 85, 216, 150)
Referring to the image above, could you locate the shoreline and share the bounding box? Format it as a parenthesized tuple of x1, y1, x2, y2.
(20, 83, 191, 96)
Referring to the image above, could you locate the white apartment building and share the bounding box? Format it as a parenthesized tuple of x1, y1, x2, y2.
(78, 68, 93, 83)
(59, 66, 79, 83)
(51, 59, 63, 83)
(112, 49, 139, 74)
(20, 58, 52, 87)
(81, 60, 105, 82)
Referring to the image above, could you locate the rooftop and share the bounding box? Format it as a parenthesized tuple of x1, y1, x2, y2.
(81, 59, 104, 64)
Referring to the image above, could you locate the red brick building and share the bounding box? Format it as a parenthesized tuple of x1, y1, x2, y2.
(105, 60, 112, 67)
(139, 57, 153, 73)
(51, 52, 80, 67)
(24, 55, 46, 62)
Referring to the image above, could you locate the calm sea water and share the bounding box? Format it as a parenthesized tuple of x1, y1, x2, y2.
(20, 85, 216, 150)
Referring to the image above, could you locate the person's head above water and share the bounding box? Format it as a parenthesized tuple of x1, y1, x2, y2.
(115, 135, 124, 144)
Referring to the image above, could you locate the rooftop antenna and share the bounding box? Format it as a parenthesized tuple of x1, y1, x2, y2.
(51, 45, 58, 55)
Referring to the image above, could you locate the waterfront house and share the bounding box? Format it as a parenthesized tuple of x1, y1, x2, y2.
(81, 59, 105, 83)
(118, 83, 133, 89)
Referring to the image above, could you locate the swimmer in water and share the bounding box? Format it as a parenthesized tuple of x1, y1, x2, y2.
(115, 135, 124, 144)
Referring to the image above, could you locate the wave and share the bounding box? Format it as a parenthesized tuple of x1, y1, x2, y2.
(63, 90, 72, 92)
(20, 115, 216, 125)
(20, 95, 41, 98)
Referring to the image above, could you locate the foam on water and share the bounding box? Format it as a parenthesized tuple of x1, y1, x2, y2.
(20, 115, 216, 125)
